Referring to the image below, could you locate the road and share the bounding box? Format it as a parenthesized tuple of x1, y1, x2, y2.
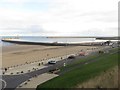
(0, 51, 95, 90)
(1, 46, 115, 90)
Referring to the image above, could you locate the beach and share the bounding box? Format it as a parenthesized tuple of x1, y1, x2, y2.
(2, 44, 104, 68)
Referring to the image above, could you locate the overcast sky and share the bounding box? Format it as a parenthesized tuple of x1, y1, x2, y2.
(0, 0, 119, 36)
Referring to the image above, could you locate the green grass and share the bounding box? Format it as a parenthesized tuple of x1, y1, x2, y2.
(60, 53, 106, 72)
(37, 48, 119, 89)
(60, 47, 119, 72)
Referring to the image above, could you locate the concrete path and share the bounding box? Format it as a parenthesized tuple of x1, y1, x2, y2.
(3, 54, 76, 75)
(16, 73, 58, 89)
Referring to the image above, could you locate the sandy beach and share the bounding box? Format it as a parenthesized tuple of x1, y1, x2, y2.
(2, 44, 104, 68)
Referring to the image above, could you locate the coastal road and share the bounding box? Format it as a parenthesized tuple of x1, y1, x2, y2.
(1, 47, 114, 90)
(1, 52, 95, 90)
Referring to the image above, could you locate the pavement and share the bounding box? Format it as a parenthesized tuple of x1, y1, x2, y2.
(3, 54, 75, 75)
(16, 73, 58, 89)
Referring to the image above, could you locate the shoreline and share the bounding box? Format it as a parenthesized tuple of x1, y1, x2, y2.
(1, 39, 99, 46)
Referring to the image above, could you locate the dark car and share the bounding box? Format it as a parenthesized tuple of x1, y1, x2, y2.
(49, 68, 60, 74)
(68, 55, 75, 59)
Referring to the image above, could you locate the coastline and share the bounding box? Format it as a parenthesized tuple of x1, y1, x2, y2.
(1, 39, 96, 46)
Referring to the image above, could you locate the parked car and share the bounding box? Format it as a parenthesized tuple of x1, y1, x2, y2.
(98, 50, 104, 54)
(68, 55, 75, 59)
(48, 60, 56, 64)
(49, 68, 60, 74)
(79, 52, 85, 56)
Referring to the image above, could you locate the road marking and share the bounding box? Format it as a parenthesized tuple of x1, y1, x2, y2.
(0, 79, 7, 89)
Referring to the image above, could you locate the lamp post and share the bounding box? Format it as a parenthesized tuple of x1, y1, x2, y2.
(64, 41, 67, 67)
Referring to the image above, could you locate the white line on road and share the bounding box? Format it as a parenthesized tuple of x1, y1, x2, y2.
(0, 79, 7, 89)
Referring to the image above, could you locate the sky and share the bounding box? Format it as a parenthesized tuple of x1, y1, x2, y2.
(0, 0, 119, 36)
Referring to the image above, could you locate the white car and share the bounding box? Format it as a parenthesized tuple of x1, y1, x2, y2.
(48, 61, 56, 64)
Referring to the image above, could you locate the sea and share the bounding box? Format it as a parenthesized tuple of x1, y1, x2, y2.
(0, 36, 96, 47)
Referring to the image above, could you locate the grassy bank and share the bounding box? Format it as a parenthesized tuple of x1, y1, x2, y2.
(37, 48, 119, 89)
(78, 66, 118, 88)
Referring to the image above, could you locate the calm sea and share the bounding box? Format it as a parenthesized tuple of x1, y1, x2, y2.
(0, 36, 96, 46)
